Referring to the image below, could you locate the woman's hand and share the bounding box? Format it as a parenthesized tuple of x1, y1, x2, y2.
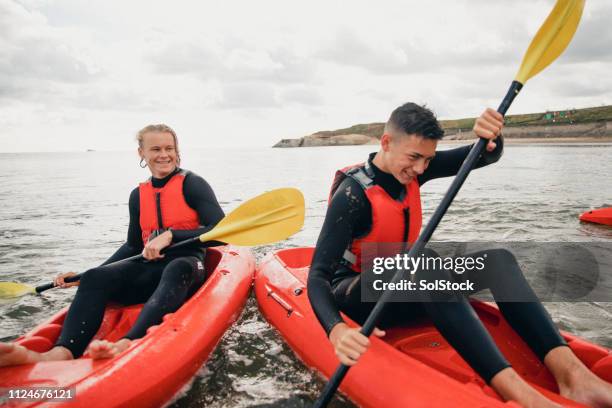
(329, 322, 385, 366)
(53, 272, 80, 288)
(473, 108, 504, 152)
(142, 230, 173, 260)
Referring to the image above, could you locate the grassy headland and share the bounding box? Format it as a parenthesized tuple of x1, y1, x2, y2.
(274, 105, 612, 147)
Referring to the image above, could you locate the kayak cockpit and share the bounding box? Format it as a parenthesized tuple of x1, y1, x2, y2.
(264, 246, 612, 406)
(15, 248, 224, 357)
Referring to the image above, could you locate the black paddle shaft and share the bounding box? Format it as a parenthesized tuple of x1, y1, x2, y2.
(313, 80, 523, 408)
(34, 235, 203, 293)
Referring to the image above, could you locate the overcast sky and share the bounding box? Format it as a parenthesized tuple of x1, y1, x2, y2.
(1, 0, 610, 152)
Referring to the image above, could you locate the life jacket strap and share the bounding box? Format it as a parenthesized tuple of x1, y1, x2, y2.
(345, 167, 374, 190)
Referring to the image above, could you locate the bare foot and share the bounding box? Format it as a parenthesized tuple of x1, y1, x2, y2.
(545, 346, 612, 408)
(559, 367, 612, 408)
(507, 386, 563, 408)
(491, 367, 562, 408)
(88, 339, 131, 360)
(0, 343, 33, 367)
(0, 343, 72, 367)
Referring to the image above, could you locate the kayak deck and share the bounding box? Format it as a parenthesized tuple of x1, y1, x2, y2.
(256, 247, 612, 407)
(1, 246, 255, 408)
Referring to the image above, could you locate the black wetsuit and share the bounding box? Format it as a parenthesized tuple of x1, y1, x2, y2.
(55, 168, 224, 358)
(307, 139, 567, 383)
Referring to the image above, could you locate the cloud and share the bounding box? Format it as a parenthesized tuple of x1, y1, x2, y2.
(214, 82, 280, 109)
(143, 38, 218, 76)
(0, 0, 103, 107)
(316, 28, 413, 74)
(357, 88, 396, 102)
(541, 63, 612, 98)
(1, 0, 611, 152)
(145, 34, 320, 111)
(555, 79, 612, 98)
(0, 0, 100, 82)
(563, 1, 612, 63)
(0, 81, 27, 100)
(279, 86, 323, 105)
(146, 35, 315, 85)
(315, 24, 528, 77)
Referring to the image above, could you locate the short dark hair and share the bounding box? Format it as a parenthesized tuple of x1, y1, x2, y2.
(386, 102, 444, 140)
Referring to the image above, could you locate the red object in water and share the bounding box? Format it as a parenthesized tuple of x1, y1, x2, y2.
(580, 207, 612, 226)
(0, 246, 255, 408)
(255, 247, 612, 408)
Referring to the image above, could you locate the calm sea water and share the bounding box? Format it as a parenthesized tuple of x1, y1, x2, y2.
(1, 144, 611, 407)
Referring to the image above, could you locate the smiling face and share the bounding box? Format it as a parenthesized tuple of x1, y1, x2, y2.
(378, 132, 437, 184)
(138, 131, 178, 179)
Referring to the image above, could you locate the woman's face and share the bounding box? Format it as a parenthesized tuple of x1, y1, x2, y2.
(138, 131, 178, 178)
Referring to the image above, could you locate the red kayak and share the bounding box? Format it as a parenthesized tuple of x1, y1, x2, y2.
(255, 247, 612, 407)
(0, 246, 255, 408)
(580, 207, 612, 226)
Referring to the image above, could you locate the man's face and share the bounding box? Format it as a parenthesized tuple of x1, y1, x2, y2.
(382, 132, 437, 184)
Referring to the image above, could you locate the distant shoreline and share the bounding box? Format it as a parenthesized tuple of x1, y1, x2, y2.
(274, 132, 612, 148)
(274, 105, 612, 148)
(440, 136, 612, 145)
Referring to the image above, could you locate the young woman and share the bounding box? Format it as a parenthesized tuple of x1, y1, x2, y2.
(0, 124, 224, 364)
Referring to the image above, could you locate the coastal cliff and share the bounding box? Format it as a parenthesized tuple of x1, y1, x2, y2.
(274, 105, 612, 147)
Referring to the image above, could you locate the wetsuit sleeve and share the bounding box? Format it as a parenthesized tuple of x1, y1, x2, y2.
(308, 177, 371, 336)
(418, 135, 504, 185)
(101, 187, 143, 265)
(172, 173, 225, 243)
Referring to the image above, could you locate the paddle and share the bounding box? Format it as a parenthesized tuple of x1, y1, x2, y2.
(0, 187, 304, 298)
(313, 1, 585, 406)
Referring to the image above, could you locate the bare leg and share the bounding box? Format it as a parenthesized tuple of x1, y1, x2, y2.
(545, 346, 612, 408)
(491, 367, 562, 408)
(0, 343, 73, 367)
(88, 339, 132, 360)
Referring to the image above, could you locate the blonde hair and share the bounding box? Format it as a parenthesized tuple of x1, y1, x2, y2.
(136, 124, 179, 149)
(137, 124, 181, 165)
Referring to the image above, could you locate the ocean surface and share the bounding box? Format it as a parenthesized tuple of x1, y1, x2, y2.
(1, 144, 611, 407)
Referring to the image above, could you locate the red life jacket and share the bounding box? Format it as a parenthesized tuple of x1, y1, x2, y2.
(139, 169, 200, 244)
(329, 160, 422, 273)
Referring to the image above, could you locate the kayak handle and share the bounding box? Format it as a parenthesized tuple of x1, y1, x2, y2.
(267, 290, 293, 317)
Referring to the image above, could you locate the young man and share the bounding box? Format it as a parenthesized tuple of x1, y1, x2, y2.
(308, 103, 612, 408)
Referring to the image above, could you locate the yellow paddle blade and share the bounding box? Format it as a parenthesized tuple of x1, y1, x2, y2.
(516, 0, 584, 84)
(199, 187, 305, 246)
(0, 282, 36, 299)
